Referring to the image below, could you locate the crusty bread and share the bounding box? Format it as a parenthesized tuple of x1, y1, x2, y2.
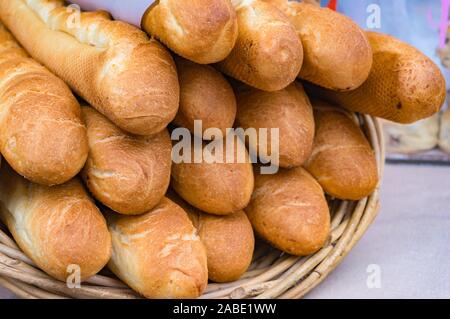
(0, 22, 88, 186)
(171, 136, 254, 215)
(306, 32, 446, 124)
(0, 163, 111, 282)
(217, 0, 303, 92)
(142, 0, 238, 64)
(0, 0, 179, 135)
(305, 100, 379, 200)
(168, 190, 254, 283)
(265, 0, 372, 91)
(246, 166, 330, 256)
(235, 82, 314, 168)
(174, 57, 237, 138)
(106, 197, 208, 299)
(81, 106, 172, 215)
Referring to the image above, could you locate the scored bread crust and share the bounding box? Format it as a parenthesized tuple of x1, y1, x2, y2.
(0, 164, 111, 282)
(217, 0, 303, 92)
(0, 0, 180, 136)
(0, 22, 88, 186)
(81, 106, 172, 216)
(142, 0, 238, 64)
(307, 32, 446, 124)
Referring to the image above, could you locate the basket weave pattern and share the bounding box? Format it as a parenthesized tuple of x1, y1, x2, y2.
(0, 115, 384, 299)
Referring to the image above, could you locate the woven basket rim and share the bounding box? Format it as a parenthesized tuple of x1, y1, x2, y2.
(0, 114, 385, 299)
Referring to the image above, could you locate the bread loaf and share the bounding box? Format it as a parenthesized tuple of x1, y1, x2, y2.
(142, 0, 238, 64)
(0, 0, 179, 136)
(171, 136, 254, 215)
(0, 22, 88, 186)
(246, 167, 330, 256)
(305, 100, 379, 200)
(265, 0, 372, 91)
(0, 164, 111, 282)
(235, 82, 314, 168)
(307, 32, 446, 124)
(439, 107, 450, 155)
(168, 190, 254, 283)
(217, 0, 303, 91)
(174, 57, 237, 138)
(106, 198, 208, 299)
(81, 106, 172, 215)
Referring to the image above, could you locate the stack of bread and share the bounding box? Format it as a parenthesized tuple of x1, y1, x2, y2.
(0, 0, 445, 299)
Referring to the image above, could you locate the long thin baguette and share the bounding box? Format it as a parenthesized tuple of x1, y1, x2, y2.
(0, 0, 179, 135)
(0, 163, 111, 282)
(142, 0, 238, 64)
(0, 22, 88, 186)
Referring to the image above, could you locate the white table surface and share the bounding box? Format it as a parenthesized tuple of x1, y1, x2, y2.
(1, 163, 449, 299)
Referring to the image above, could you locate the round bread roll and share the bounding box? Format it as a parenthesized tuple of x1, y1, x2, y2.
(307, 31, 446, 124)
(174, 57, 237, 138)
(304, 100, 379, 200)
(235, 82, 314, 168)
(81, 106, 172, 215)
(106, 198, 208, 299)
(168, 190, 255, 283)
(171, 136, 254, 215)
(246, 167, 330, 256)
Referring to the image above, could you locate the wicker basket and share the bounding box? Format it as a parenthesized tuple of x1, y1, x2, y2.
(0, 114, 384, 299)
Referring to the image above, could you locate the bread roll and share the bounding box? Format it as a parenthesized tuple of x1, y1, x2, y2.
(174, 57, 237, 138)
(171, 136, 254, 215)
(246, 167, 330, 256)
(81, 106, 172, 215)
(142, 0, 238, 64)
(266, 0, 372, 91)
(0, 0, 179, 136)
(168, 190, 254, 283)
(307, 32, 446, 124)
(217, 0, 303, 91)
(235, 82, 314, 168)
(304, 100, 379, 200)
(106, 198, 208, 299)
(439, 107, 450, 155)
(0, 164, 111, 282)
(0, 22, 88, 186)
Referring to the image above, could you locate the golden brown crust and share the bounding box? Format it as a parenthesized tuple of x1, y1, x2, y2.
(246, 167, 330, 256)
(142, 0, 238, 64)
(0, 22, 88, 186)
(0, 164, 111, 282)
(217, 0, 303, 91)
(168, 190, 255, 283)
(304, 100, 379, 200)
(266, 1, 373, 91)
(171, 137, 255, 215)
(0, 0, 180, 135)
(307, 32, 446, 123)
(174, 57, 237, 137)
(81, 106, 172, 215)
(235, 82, 314, 168)
(106, 198, 208, 299)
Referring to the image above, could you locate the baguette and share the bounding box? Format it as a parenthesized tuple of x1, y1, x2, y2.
(106, 198, 208, 299)
(142, 0, 238, 64)
(168, 190, 254, 283)
(217, 0, 303, 91)
(81, 106, 172, 215)
(0, 164, 111, 282)
(174, 57, 237, 138)
(304, 100, 379, 200)
(306, 32, 446, 123)
(0, 0, 179, 135)
(265, 0, 372, 91)
(235, 82, 314, 168)
(246, 167, 330, 256)
(0, 22, 88, 186)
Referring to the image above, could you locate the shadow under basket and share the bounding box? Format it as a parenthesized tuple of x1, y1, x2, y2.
(0, 115, 385, 299)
